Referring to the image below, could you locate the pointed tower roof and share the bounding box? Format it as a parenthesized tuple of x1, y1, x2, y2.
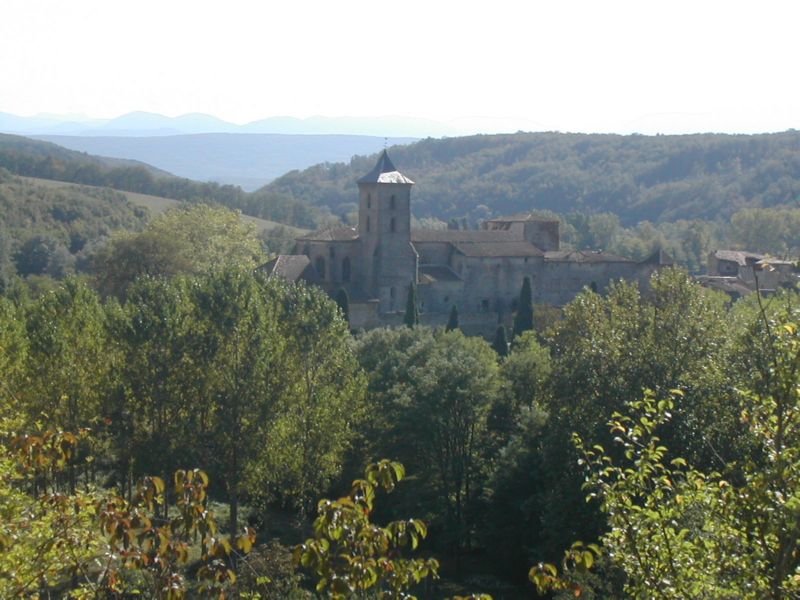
(357, 150, 414, 184)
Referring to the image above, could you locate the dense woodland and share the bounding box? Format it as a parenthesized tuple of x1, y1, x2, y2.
(268, 131, 800, 224)
(1, 201, 799, 597)
(0, 169, 152, 289)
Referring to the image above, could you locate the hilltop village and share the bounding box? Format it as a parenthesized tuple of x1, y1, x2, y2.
(265, 151, 673, 333)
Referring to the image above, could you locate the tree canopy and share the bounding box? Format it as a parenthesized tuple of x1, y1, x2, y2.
(92, 204, 267, 298)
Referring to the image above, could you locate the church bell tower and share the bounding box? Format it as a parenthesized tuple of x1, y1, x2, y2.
(357, 150, 418, 312)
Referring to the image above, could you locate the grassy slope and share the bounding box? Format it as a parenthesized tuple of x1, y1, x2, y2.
(21, 176, 309, 236)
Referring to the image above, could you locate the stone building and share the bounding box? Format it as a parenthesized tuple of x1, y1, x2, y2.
(698, 250, 799, 299)
(266, 151, 672, 333)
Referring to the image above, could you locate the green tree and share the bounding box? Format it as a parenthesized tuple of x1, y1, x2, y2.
(479, 331, 553, 578)
(353, 329, 502, 572)
(0, 297, 28, 420)
(294, 460, 440, 600)
(446, 304, 459, 332)
(14, 234, 74, 278)
(548, 307, 800, 600)
(246, 281, 366, 515)
(0, 422, 253, 599)
(730, 207, 800, 255)
(22, 277, 116, 434)
(113, 275, 202, 500)
(0, 225, 16, 292)
(0, 424, 107, 597)
(546, 269, 733, 462)
(189, 268, 280, 536)
(492, 324, 509, 357)
(353, 327, 436, 470)
(404, 281, 420, 328)
(512, 269, 733, 565)
(501, 330, 551, 410)
(513, 276, 533, 337)
(334, 287, 350, 324)
(587, 213, 620, 250)
(408, 331, 501, 569)
(92, 204, 266, 298)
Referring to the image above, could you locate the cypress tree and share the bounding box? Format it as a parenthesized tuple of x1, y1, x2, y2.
(334, 287, 350, 323)
(492, 324, 509, 357)
(446, 304, 459, 332)
(403, 281, 420, 328)
(513, 276, 534, 336)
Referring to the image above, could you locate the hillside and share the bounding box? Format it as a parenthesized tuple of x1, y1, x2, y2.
(0, 133, 320, 228)
(21, 177, 308, 236)
(264, 131, 800, 226)
(33, 133, 419, 190)
(0, 169, 148, 284)
(0, 132, 171, 176)
(0, 171, 308, 290)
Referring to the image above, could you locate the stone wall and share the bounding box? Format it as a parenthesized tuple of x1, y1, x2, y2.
(453, 254, 544, 316)
(294, 240, 362, 293)
(418, 279, 464, 314)
(537, 260, 653, 306)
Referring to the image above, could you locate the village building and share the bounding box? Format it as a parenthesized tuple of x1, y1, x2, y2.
(265, 151, 673, 333)
(698, 250, 799, 299)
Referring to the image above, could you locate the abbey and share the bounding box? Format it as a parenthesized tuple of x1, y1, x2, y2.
(265, 151, 672, 333)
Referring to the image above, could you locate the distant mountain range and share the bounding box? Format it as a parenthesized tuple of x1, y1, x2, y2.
(0, 110, 528, 138)
(0, 111, 441, 189)
(0, 110, 547, 189)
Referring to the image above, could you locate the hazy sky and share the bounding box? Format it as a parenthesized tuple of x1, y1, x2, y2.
(2, 0, 799, 134)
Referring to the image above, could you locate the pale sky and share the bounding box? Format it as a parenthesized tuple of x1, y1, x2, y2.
(2, 0, 799, 134)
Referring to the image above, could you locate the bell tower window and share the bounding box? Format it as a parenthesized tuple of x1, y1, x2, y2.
(367, 193, 371, 209)
(366, 216, 370, 232)
(390, 195, 396, 210)
(390, 217, 396, 232)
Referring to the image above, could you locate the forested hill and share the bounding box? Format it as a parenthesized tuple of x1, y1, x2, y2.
(264, 131, 800, 226)
(0, 132, 172, 175)
(0, 133, 321, 228)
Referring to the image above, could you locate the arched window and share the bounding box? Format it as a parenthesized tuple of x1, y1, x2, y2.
(390, 195, 396, 210)
(367, 193, 371, 209)
(315, 256, 326, 279)
(329, 246, 335, 258)
(389, 286, 396, 310)
(342, 257, 351, 282)
(366, 216, 370, 232)
(390, 217, 396, 232)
